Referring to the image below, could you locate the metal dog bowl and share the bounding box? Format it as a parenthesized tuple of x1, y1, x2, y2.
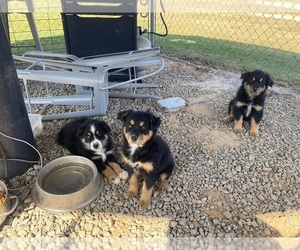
(32, 156, 103, 212)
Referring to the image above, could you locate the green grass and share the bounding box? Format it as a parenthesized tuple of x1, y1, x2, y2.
(9, 12, 300, 87)
(153, 12, 300, 87)
(157, 34, 300, 86)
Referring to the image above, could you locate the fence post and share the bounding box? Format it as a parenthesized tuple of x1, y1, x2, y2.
(0, 17, 39, 179)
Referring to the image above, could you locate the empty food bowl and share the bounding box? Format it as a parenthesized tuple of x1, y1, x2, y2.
(32, 156, 103, 212)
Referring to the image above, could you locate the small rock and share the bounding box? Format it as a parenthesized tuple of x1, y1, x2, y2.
(170, 221, 178, 228)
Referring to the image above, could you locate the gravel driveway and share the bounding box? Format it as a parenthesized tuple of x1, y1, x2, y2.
(0, 56, 299, 242)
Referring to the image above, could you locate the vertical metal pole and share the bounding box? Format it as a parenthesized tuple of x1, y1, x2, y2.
(26, 13, 43, 51)
(150, 0, 156, 46)
(0, 17, 38, 178)
(25, 0, 42, 51)
(0, 0, 9, 42)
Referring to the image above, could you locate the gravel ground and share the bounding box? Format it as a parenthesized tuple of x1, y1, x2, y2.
(0, 56, 299, 242)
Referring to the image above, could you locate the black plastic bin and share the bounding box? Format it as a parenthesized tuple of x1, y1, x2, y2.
(62, 13, 137, 57)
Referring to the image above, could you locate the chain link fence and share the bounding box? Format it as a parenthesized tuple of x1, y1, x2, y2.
(4, 0, 300, 85)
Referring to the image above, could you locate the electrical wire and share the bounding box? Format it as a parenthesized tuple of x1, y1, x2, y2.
(1, 159, 40, 164)
(147, 12, 168, 37)
(0, 131, 43, 191)
(139, 0, 169, 37)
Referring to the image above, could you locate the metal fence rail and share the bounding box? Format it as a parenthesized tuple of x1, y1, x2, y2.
(4, 0, 300, 85)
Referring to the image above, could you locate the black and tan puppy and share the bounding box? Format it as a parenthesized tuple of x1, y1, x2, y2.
(224, 70, 274, 136)
(117, 110, 175, 207)
(57, 118, 128, 183)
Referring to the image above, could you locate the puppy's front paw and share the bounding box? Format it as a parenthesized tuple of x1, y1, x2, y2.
(233, 125, 242, 133)
(223, 115, 234, 123)
(102, 168, 120, 183)
(139, 198, 151, 208)
(250, 121, 259, 137)
(119, 170, 128, 180)
(128, 189, 138, 198)
(250, 128, 259, 137)
(156, 179, 167, 192)
(112, 177, 121, 184)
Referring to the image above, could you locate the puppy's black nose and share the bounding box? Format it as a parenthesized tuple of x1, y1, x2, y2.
(93, 143, 99, 149)
(252, 84, 259, 92)
(131, 134, 138, 142)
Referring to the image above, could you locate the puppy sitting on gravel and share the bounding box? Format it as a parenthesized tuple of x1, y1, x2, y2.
(57, 118, 128, 183)
(224, 69, 274, 137)
(117, 109, 175, 207)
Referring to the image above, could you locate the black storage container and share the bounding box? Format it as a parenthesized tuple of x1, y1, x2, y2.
(62, 13, 137, 57)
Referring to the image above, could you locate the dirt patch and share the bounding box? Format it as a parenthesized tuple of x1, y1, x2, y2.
(256, 211, 300, 237)
(168, 114, 181, 129)
(199, 190, 227, 220)
(186, 105, 216, 119)
(168, 106, 241, 150)
(164, 60, 209, 76)
(191, 126, 242, 150)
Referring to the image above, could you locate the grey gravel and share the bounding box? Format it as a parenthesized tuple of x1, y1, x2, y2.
(0, 55, 299, 239)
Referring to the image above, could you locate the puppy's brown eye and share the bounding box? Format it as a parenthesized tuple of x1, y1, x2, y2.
(87, 132, 92, 137)
(95, 131, 100, 136)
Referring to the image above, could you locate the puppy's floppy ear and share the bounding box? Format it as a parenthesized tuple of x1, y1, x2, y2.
(77, 124, 85, 137)
(266, 73, 274, 87)
(241, 72, 248, 80)
(99, 121, 111, 133)
(146, 109, 161, 131)
(117, 110, 133, 121)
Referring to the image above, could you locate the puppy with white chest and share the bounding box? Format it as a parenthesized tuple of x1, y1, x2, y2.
(57, 118, 127, 183)
(117, 109, 175, 207)
(224, 69, 274, 136)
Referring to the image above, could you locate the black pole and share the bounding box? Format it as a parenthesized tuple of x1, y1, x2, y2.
(0, 17, 39, 178)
